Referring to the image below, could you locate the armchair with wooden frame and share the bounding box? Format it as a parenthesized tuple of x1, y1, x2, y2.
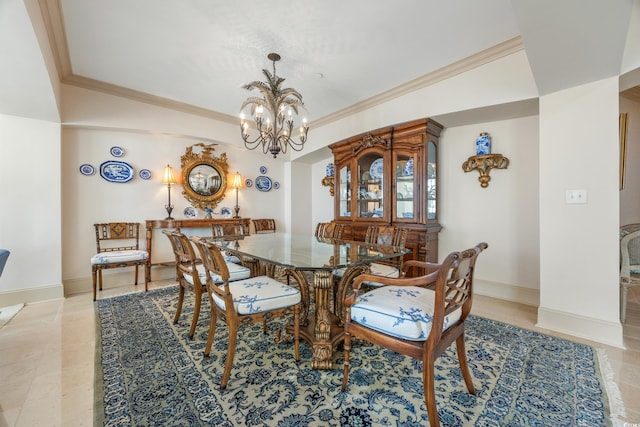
(341, 242, 488, 427)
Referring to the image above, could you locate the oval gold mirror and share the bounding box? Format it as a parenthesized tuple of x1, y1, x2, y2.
(180, 143, 229, 210)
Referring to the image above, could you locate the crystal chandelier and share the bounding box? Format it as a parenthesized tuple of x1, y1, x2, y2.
(240, 53, 309, 158)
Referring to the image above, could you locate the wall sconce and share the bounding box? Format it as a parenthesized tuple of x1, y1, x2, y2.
(462, 132, 509, 188)
(232, 171, 242, 218)
(322, 163, 335, 196)
(161, 164, 177, 219)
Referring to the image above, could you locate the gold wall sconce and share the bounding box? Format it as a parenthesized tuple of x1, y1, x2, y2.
(462, 153, 509, 188)
(322, 163, 335, 196)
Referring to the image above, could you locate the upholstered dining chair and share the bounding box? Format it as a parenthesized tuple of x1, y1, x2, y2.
(192, 236, 301, 391)
(91, 223, 150, 301)
(315, 222, 346, 239)
(341, 242, 487, 427)
(620, 228, 640, 323)
(163, 230, 250, 339)
(252, 218, 276, 234)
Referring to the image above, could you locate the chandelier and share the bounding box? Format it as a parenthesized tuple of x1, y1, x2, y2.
(240, 53, 309, 158)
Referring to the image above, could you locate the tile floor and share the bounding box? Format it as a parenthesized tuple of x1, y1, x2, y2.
(0, 281, 639, 426)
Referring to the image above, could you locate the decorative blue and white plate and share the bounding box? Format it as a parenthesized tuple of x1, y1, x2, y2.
(245, 178, 253, 188)
(184, 206, 197, 218)
(99, 160, 134, 183)
(79, 164, 95, 176)
(369, 158, 384, 180)
(255, 175, 272, 192)
(403, 158, 414, 176)
(139, 169, 151, 180)
(220, 207, 232, 218)
(259, 166, 267, 174)
(274, 181, 280, 189)
(110, 146, 125, 157)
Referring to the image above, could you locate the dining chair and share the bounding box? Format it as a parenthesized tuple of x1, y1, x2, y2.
(341, 242, 487, 427)
(192, 236, 301, 390)
(90, 223, 150, 301)
(620, 228, 640, 323)
(315, 222, 346, 239)
(364, 225, 409, 282)
(252, 218, 276, 234)
(163, 230, 251, 339)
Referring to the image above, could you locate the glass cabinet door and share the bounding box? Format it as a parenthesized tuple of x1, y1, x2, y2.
(427, 140, 437, 220)
(395, 153, 415, 220)
(357, 153, 384, 219)
(338, 164, 351, 217)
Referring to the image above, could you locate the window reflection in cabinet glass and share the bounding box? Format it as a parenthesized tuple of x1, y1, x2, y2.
(396, 154, 414, 219)
(427, 140, 437, 220)
(357, 153, 384, 218)
(339, 165, 351, 217)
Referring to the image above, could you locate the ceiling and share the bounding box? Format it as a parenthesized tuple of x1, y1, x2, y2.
(1, 1, 639, 125)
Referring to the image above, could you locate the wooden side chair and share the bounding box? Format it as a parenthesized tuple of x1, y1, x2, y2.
(163, 230, 250, 339)
(364, 225, 409, 282)
(341, 242, 487, 427)
(315, 222, 346, 239)
(192, 236, 301, 391)
(90, 222, 150, 301)
(252, 218, 276, 234)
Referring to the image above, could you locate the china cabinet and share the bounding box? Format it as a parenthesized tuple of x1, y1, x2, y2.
(329, 118, 443, 262)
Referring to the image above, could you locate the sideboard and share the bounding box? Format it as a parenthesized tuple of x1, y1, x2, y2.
(145, 218, 251, 266)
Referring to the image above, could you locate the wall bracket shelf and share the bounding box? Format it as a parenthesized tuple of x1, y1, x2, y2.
(462, 153, 509, 188)
(321, 176, 335, 196)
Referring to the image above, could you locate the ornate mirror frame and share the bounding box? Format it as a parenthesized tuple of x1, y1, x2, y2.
(180, 143, 229, 210)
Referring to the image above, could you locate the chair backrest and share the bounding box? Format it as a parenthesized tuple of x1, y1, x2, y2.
(253, 218, 276, 234)
(365, 225, 408, 247)
(192, 236, 236, 312)
(94, 223, 141, 253)
(621, 229, 640, 281)
(163, 230, 201, 282)
(315, 222, 346, 239)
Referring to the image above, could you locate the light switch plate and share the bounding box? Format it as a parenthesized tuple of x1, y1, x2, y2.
(566, 189, 588, 204)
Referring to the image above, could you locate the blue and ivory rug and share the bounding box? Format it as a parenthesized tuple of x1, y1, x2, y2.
(95, 286, 622, 426)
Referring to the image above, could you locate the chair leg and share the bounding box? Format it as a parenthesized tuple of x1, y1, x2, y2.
(174, 286, 185, 324)
(455, 334, 476, 395)
(144, 262, 150, 292)
(134, 265, 139, 286)
(293, 305, 300, 362)
(341, 328, 352, 391)
(204, 309, 218, 357)
(98, 270, 103, 291)
(621, 283, 629, 323)
(220, 322, 238, 391)
(92, 268, 98, 301)
(422, 354, 439, 427)
(189, 288, 202, 339)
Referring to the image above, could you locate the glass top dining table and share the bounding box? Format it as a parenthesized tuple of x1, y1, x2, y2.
(209, 232, 410, 369)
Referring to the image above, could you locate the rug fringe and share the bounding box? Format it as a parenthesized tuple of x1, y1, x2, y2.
(595, 347, 627, 426)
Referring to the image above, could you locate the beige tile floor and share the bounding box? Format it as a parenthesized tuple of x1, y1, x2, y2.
(0, 281, 639, 426)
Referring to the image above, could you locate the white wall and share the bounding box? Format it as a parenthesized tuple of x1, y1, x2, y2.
(439, 116, 540, 305)
(620, 96, 640, 225)
(538, 78, 622, 347)
(0, 114, 63, 304)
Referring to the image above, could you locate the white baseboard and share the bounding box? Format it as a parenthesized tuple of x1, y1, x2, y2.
(63, 266, 176, 296)
(0, 284, 64, 306)
(474, 279, 539, 307)
(537, 306, 625, 349)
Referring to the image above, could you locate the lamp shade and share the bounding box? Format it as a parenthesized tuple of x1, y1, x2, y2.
(232, 172, 242, 189)
(162, 164, 176, 185)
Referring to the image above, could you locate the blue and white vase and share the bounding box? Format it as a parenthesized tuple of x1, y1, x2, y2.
(326, 163, 335, 177)
(476, 132, 491, 155)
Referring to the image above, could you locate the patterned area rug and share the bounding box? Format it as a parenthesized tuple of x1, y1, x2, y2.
(95, 286, 618, 426)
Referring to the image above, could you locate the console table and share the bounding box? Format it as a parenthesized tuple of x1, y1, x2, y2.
(145, 218, 251, 266)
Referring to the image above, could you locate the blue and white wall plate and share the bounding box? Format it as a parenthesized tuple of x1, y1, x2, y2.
(255, 175, 272, 192)
(259, 166, 268, 174)
(183, 206, 197, 218)
(245, 178, 253, 188)
(110, 146, 125, 157)
(139, 169, 151, 180)
(99, 160, 134, 183)
(220, 207, 232, 218)
(274, 181, 280, 189)
(79, 164, 95, 176)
